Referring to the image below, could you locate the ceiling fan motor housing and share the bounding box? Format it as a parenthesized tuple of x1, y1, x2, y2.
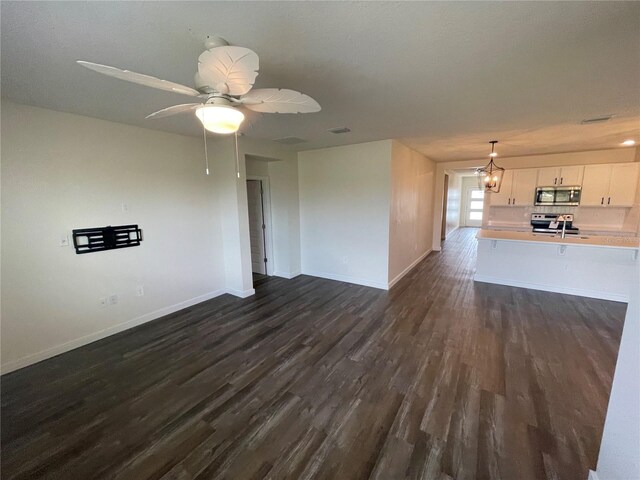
(204, 35, 229, 50)
(194, 72, 214, 94)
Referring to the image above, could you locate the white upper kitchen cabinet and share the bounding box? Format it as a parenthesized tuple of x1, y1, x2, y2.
(510, 169, 538, 206)
(581, 163, 639, 207)
(536, 166, 584, 186)
(581, 165, 612, 206)
(608, 163, 639, 206)
(558, 165, 584, 185)
(537, 167, 560, 186)
(488, 169, 536, 206)
(489, 170, 513, 206)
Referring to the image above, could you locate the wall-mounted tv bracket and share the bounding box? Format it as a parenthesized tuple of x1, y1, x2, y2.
(72, 225, 142, 254)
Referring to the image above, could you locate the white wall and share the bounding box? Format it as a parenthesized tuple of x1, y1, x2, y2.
(591, 273, 640, 480)
(266, 156, 301, 278)
(388, 141, 435, 286)
(245, 151, 301, 278)
(0, 101, 298, 373)
(298, 140, 392, 289)
(445, 171, 462, 236)
(0, 101, 224, 371)
(246, 155, 270, 177)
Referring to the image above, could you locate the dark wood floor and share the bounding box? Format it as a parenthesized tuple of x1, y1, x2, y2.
(1, 228, 626, 480)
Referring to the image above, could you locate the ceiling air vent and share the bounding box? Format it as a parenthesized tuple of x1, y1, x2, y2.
(328, 126, 351, 134)
(272, 136, 308, 145)
(580, 115, 614, 125)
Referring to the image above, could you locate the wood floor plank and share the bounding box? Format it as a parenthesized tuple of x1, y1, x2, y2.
(0, 228, 626, 480)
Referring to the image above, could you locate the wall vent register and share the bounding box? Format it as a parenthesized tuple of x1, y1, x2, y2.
(72, 225, 143, 254)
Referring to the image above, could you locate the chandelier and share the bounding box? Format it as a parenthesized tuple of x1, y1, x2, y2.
(476, 141, 505, 193)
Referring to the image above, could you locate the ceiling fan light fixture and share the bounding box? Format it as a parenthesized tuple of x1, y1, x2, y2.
(195, 104, 245, 134)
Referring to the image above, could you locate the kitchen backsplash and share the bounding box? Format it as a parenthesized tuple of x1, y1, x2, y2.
(485, 204, 640, 235)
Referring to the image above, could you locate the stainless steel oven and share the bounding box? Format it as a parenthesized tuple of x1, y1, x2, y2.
(534, 186, 581, 206)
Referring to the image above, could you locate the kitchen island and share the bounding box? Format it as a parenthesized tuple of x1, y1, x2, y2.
(475, 229, 640, 302)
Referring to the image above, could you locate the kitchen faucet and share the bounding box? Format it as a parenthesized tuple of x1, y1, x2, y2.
(557, 215, 568, 238)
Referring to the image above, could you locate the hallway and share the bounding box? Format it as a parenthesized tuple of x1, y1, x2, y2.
(1, 228, 626, 480)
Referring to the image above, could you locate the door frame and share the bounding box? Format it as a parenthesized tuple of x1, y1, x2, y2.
(246, 175, 274, 276)
(462, 185, 484, 227)
(441, 174, 449, 241)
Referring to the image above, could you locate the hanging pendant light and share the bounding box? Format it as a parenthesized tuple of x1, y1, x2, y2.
(476, 140, 505, 193)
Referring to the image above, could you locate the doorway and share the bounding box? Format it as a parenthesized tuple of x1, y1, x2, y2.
(246, 178, 270, 276)
(441, 173, 449, 241)
(462, 186, 484, 227)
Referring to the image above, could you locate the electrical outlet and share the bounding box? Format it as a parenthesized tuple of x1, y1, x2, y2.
(60, 235, 70, 247)
(136, 285, 144, 297)
(109, 294, 118, 305)
(341, 256, 349, 264)
(99, 297, 107, 307)
(122, 202, 129, 213)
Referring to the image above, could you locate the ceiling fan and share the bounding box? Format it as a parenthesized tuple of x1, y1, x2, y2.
(77, 36, 320, 174)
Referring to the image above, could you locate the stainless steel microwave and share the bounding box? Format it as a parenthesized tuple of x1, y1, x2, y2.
(534, 186, 581, 206)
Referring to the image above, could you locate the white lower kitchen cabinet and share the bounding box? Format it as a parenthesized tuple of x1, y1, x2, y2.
(475, 230, 639, 302)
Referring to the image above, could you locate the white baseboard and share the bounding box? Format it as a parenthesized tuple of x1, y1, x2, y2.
(301, 269, 388, 290)
(388, 249, 432, 289)
(226, 288, 255, 298)
(588, 470, 599, 480)
(273, 271, 301, 279)
(1, 289, 227, 375)
(473, 274, 629, 303)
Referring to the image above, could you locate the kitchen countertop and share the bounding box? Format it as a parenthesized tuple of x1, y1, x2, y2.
(484, 224, 639, 237)
(476, 229, 640, 250)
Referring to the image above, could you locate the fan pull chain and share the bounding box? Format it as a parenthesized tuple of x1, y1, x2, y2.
(234, 131, 240, 179)
(202, 119, 210, 176)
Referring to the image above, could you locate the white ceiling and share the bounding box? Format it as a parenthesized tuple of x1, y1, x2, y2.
(2, 1, 639, 161)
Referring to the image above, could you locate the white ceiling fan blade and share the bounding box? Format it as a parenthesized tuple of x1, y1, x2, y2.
(145, 103, 201, 119)
(240, 89, 321, 113)
(77, 61, 200, 97)
(197, 46, 259, 96)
